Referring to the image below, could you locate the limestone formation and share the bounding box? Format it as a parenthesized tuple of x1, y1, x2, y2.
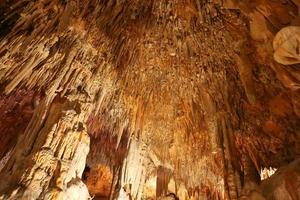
(0, 0, 299, 200)
(274, 26, 300, 65)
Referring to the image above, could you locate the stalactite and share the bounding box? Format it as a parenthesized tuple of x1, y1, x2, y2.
(0, 93, 92, 199)
(0, 0, 299, 199)
(156, 166, 172, 198)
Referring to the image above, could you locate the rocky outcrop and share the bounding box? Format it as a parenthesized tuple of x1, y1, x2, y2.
(241, 158, 300, 200)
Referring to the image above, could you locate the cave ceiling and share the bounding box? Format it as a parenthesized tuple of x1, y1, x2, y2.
(0, 0, 300, 199)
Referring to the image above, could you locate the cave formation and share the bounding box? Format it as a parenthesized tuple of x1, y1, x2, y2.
(0, 0, 300, 199)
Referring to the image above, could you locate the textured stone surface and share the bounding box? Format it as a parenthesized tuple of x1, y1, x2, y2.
(0, 0, 299, 199)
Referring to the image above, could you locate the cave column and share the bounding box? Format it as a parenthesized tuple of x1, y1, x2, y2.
(117, 139, 147, 200)
(0, 92, 92, 200)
